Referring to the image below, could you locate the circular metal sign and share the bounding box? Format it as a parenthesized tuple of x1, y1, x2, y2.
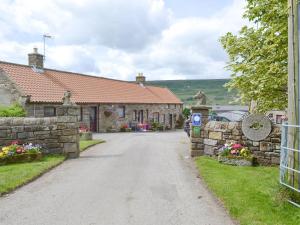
(242, 114, 272, 141)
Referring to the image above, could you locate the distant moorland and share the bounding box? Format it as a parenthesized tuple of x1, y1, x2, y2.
(147, 79, 239, 106)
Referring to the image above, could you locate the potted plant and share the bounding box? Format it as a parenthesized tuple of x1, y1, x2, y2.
(79, 125, 93, 140)
(218, 143, 255, 166)
(120, 124, 128, 132)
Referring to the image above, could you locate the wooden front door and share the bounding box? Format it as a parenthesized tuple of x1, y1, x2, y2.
(89, 106, 98, 132)
(169, 114, 173, 128)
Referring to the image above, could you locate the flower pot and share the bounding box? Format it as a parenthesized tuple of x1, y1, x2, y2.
(80, 132, 93, 141)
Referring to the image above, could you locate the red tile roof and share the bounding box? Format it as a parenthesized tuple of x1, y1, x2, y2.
(0, 61, 182, 104)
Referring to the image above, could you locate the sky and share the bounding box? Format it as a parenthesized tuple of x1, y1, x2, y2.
(0, 0, 246, 81)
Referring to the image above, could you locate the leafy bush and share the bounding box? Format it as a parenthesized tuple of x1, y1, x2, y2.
(182, 108, 191, 119)
(0, 103, 26, 117)
(175, 114, 184, 129)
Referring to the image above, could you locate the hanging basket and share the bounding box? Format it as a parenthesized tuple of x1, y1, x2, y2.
(104, 111, 112, 117)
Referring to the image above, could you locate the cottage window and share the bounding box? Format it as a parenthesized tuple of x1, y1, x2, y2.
(153, 112, 160, 123)
(44, 106, 56, 117)
(146, 109, 149, 120)
(163, 114, 166, 124)
(117, 106, 126, 118)
(133, 110, 137, 121)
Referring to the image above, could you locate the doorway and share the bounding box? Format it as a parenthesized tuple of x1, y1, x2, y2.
(169, 114, 173, 128)
(138, 110, 144, 123)
(89, 106, 98, 132)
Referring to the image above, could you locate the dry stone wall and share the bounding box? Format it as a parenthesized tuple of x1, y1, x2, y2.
(202, 121, 281, 165)
(0, 105, 80, 158)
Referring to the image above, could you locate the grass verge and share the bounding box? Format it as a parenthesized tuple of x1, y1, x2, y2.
(80, 139, 105, 152)
(195, 156, 300, 225)
(0, 155, 65, 196)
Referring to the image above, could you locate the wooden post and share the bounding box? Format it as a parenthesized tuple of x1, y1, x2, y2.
(287, 0, 299, 189)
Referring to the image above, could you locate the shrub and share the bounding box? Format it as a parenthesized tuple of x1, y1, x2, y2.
(182, 107, 191, 119)
(175, 114, 184, 129)
(0, 103, 26, 117)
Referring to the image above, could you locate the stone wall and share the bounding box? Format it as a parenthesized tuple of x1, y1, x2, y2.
(0, 105, 80, 158)
(202, 121, 281, 165)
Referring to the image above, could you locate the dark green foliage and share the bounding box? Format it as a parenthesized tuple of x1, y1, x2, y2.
(182, 107, 191, 119)
(146, 79, 239, 106)
(175, 114, 184, 129)
(0, 103, 26, 117)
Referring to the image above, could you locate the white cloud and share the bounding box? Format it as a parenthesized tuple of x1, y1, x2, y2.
(0, 0, 246, 81)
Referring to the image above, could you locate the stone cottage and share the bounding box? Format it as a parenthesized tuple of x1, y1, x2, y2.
(0, 48, 183, 132)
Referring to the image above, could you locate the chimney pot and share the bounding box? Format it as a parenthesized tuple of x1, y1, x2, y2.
(28, 47, 44, 69)
(136, 72, 146, 84)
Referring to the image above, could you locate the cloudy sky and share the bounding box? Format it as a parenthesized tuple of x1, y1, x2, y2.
(0, 0, 246, 81)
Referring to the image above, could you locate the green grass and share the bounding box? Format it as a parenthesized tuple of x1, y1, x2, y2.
(146, 79, 240, 106)
(0, 155, 65, 195)
(195, 156, 300, 225)
(80, 139, 105, 152)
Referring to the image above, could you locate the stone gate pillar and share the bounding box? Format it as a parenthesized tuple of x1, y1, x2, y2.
(190, 106, 211, 157)
(56, 91, 80, 158)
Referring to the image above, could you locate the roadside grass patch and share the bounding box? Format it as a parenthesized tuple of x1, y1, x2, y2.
(0, 155, 65, 195)
(195, 156, 300, 225)
(80, 139, 105, 152)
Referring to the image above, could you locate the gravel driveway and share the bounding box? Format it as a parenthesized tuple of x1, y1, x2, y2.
(0, 131, 234, 225)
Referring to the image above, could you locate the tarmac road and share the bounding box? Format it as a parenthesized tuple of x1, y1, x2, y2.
(0, 131, 234, 225)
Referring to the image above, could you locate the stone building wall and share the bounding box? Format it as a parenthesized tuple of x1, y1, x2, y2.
(0, 105, 80, 158)
(24, 102, 183, 132)
(0, 69, 23, 106)
(98, 103, 182, 132)
(202, 121, 281, 165)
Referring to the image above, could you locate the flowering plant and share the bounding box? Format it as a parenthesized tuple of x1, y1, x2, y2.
(219, 142, 251, 159)
(0, 141, 42, 160)
(79, 125, 89, 133)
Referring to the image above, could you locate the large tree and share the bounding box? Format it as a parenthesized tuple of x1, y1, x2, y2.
(220, 0, 288, 112)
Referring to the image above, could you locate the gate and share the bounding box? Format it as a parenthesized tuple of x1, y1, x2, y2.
(280, 123, 300, 207)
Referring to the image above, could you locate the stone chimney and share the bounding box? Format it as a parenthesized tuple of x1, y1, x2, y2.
(136, 72, 146, 84)
(28, 47, 44, 69)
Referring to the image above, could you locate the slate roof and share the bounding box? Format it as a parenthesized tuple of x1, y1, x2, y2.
(0, 61, 182, 104)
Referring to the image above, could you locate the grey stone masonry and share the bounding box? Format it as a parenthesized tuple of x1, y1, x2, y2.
(189, 106, 211, 157)
(0, 104, 80, 158)
(202, 121, 281, 165)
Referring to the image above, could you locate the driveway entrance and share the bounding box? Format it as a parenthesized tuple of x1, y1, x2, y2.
(0, 132, 234, 225)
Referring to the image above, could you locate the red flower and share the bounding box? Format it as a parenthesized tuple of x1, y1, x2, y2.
(11, 140, 19, 145)
(232, 144, 242, 149)
(230, 150, 238, 154)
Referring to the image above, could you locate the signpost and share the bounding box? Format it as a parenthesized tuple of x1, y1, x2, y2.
(192, 113, 202, 126)
(191, 113, 202, 138)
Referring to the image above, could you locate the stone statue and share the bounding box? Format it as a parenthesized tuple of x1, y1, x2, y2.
(62, 91, 73, 106)
(193, 90, 207, 106)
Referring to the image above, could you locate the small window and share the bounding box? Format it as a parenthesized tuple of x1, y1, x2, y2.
(146, 109, 149, 120)
(117, 106, 126, 118)
(133, 110, 137, 121)
(44, 106, 56, 117)
(153, 112, 160, 123)
(163, 114, 166, 124)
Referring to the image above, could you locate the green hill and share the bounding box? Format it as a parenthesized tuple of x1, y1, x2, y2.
(146, 79, 239, 106)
